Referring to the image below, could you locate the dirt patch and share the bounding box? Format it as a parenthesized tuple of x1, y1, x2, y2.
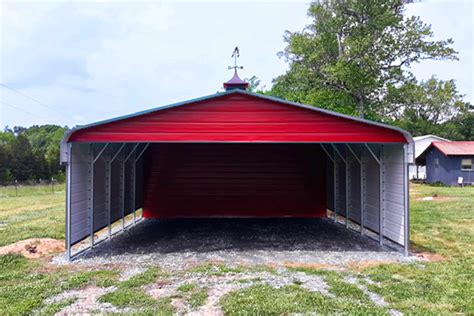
(0, 238, 64, 259)
(282, 262, 345, 271)
(347, 260, 396, 271)
(46, 285, 128, 315)
(415, 252, 445, 262)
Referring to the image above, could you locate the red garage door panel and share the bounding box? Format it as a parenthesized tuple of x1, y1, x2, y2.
(142, 144, 326, 218)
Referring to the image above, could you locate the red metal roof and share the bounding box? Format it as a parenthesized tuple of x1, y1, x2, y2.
(66, 90, 410, 143)
(431, 141, 474, 156)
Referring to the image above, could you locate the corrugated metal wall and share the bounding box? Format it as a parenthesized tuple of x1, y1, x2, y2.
(69, 143, 91, 244)
(67, 143, 146, 247)
(382, 144, 406, 244)
(323, 143, 408, 247)
(142, 143, 327, 218)
(363, 146, 381, 233)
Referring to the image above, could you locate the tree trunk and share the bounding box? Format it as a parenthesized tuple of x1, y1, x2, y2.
(358, 98, 364, 118)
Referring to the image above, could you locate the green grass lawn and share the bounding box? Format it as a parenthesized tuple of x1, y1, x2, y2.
(0, 183, 473, 314)
(0, 184, 65, 246)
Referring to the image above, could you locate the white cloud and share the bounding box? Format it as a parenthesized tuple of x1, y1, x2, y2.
(0, 1, 471, 129)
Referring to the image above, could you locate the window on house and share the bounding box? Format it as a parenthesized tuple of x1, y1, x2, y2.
(461, 159, 472, 171)
(434, 158, 439, 168)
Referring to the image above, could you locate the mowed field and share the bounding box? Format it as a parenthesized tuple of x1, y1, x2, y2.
(0, 183, 473, 315)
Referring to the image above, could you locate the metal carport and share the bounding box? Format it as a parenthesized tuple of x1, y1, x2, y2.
(60, 89, 414, 260)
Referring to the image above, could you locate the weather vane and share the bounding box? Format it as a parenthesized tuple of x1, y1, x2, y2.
(228, 46, 244, 71)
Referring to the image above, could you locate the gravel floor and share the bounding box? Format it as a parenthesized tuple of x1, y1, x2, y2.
(54, 218, 417, 269)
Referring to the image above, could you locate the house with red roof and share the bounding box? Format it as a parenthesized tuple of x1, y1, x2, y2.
(416, 141, 474, 185)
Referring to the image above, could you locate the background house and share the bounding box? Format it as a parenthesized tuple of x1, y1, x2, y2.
(416, 141, 474, 186)
(410, 135, 450, 180)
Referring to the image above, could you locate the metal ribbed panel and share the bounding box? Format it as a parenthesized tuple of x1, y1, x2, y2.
(142, 143, 327, 218)
(70, 143, 91, 244)
(382, 144, 406, 245)
(363, 146, 381, 233)
(69, 94, 407, 143)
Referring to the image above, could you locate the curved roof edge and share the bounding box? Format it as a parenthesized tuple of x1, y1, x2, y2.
(61, 89, 414, 163)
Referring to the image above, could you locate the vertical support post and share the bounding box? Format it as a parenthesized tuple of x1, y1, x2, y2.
(345, 154, 349, 229)
(133, 143, 150, 222)
(364, 144, 382, 244)
(65, 143, 72, 261)
(89, 144, 94, 248)
(121, 155, 125, 230)
(332, 145, 348, 224)
(122, 144, 139, 229)
(89, 143, 109, 248)
(360, 149, 364, 236)
(346, 144, 363, 233)
(132, 160, 136, 224)
(106, 149, 112, 239)
(403, 144, 410, 256)
(379, 145, 384, 246)
(333, 152, 338, 221)
(110, 144, 126, 236)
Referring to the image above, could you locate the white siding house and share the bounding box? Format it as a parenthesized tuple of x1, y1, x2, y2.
(410, 135, 450, 179)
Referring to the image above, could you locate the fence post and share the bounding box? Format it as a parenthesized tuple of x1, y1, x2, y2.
(14, 180, 18, 197)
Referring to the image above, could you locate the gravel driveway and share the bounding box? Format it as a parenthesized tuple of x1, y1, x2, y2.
(54, 218, 416, 269)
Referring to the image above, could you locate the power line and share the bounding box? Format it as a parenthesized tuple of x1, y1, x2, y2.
(0, 100, 49, 120)
(0, 83, 67, 117)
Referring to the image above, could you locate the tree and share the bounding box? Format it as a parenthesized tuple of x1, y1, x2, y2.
(7, 134, 36, 181)
(244, 75, 262, 93)
(388, 78, 469, 137)
(450, 109, 474, 141)
(270, 0, 458, 118)
(0, 125, 68, 182)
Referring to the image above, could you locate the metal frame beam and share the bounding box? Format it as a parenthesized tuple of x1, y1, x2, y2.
(403, 144, 410, 256)
(363, 144, 384, 245)
(346, 144, 364, 235)
(132, 143, 149, 223)
(122, 144, 139, 229)
(65, 143, 72, 260)
(108, 144, 126, 237)
(332, 144, 349, 228)
(90, 144, 109, 248)
(320, 144, 337, 221)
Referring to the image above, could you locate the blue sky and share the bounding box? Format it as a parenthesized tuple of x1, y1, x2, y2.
(0, 0, 472, 128)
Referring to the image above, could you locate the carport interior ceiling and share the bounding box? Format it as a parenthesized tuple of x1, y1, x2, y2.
(61, 89, 414, 259)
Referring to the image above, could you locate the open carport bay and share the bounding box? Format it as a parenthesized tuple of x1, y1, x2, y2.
(61, 90, 413, 260)
(54, 218, 413, 269)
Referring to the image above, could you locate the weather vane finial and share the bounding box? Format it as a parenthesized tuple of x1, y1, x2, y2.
(228, 46, 243, 72)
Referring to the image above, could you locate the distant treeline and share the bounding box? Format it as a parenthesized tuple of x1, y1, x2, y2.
(0, 125, 67, 185)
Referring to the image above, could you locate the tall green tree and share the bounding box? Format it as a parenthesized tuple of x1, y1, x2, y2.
(271, 0, 458, 118)
(388, 78, 469, 137)
(7, 134, 36, 181)
(450, 109, 474, 141)
(0, 125, 67, 183)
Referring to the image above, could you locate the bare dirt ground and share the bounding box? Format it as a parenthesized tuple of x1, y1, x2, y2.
(0, 238, 64, 259)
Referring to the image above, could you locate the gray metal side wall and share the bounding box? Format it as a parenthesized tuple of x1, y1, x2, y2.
(69, 143, 144, 247)
(382, 144, 406, 245)
(348, 145, 362, 224)
(70, 143, 91, 244)
(362, 146, 380, 233)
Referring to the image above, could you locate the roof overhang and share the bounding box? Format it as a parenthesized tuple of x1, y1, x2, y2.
(61, 89, 414, 163)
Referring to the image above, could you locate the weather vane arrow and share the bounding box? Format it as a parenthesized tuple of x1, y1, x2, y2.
(228, 46, 244, 71)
